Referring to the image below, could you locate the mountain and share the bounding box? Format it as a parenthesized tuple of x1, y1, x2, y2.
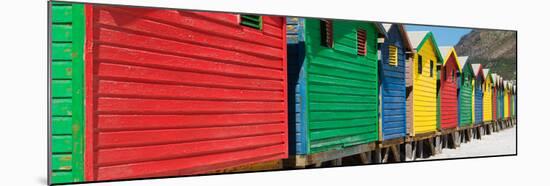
(454, 29, 517, 80)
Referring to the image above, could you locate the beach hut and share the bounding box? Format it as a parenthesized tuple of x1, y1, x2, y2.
(513, 84, 517, 118)
(406, 31, 443, 136)
(457, 56, 474, 127)
(504, 80, 510, 119)
(498, 76, 505, 120)
(437, 47, 460, 130)
(471, 64, 484, 124)
(287, 17, 387, 158)
(378, 24, 412, 140)
(483, 69, 493, 123)
(82, 6, 289, 181)
(491, 74, 498, 121)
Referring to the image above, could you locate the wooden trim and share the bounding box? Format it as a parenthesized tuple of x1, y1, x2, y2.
(84, 4, 95, 181)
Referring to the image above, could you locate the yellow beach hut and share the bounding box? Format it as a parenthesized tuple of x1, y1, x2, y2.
(483, 68, 493, 123)
(406, 31, 443, 136)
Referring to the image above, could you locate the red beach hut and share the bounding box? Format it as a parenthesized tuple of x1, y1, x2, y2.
(83, 5, 288, 181)
(438, 47, 460, 130)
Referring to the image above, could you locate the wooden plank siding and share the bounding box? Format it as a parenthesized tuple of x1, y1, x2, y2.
(498, 84, 504, 119)
(288, 18, 381, 154)
(483, 71, 493, 122)
(473, 67, 484, 124)
(491, 78, 498, 121)
(504, 84, 510, 118)
(409, 32, 442, 136)
(50, 2, 85, 184)
(439, 47, 459, 129)
(286, 17, 308, 154)
(458, 59, 473, 127)
(405, 52, 413, 134)
(379, 25, 407, 140)
(84, 5, 288, 181)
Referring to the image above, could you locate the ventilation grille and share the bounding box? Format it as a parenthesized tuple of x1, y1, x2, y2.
(320, 20, 333, 48)
(240, 15, 262, 29)
(357, 29, 366, 56)
(388, 45, 398, 65)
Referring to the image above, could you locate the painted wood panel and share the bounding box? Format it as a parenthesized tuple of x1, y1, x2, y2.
(458, 61, 473, 127)
(85, 5, 288, 181)
(498, 86, 504, 119)
(288, 18, 380, 154)
(379, 25, 407, 140)
(50, 2, 85, 184)
(406, 56, 413, 134)
(410, 32, 441, 135)
(474, 69, 483, 124)
(483, 72, 493, 122)
(439, 48, 459, 129)
(491, 82, 498, 121)
(504, 85, 510, 118)
(286, 17, 308, 154)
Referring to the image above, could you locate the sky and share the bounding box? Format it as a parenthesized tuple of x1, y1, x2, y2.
(405, 25, 472, 46)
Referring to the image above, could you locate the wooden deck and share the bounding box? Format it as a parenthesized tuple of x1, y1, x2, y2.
(285, 143, 377, 168)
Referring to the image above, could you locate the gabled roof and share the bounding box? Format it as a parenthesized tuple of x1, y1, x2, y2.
(382, 24, 392, 33)
(374, 23, 388, 39)
(491, 73, 497, 84)
(504, 80, 509, 90)
(406, 31, 444, 62)
(457, 56, 469, 69)
(438, 46, 461, 72)
(471, 63, 484, 80)
(483, 69, 491, 82)
(382, 24, 413, 52)
(407, 31, 429, 48)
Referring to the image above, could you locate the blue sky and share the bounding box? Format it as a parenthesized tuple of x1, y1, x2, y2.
(405, 25, 472, 46)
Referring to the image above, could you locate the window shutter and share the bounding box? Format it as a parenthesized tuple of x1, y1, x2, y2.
(388, 45, 398, 66)
(320, 20, 333, 48)
(240, 15, 262, 30)
(357, 29, 366, 56)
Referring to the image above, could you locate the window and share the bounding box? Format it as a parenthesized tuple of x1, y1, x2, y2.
(417, 55, 423, 74)
(388, 45, 398, 66)
(320, 20, 333, 48)
(240, 15, 262, 30)
(429, 60, 434, 77)
(357, 29, 367, 56)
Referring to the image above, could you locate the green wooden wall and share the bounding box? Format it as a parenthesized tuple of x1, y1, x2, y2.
(459, 65, 473, 126)
(303, 19, 379, 153)
(50, 2, 85, 184)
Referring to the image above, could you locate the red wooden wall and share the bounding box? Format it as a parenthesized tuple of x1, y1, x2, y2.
(440, 57, 459, 129)
(84, 5, 288, 181)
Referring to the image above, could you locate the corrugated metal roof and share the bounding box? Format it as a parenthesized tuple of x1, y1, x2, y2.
(457, 56, 469, 69)
(406, 31, 429, 49)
